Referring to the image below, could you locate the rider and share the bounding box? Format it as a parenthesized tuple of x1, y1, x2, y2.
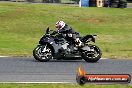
(52, 21, 83, 47)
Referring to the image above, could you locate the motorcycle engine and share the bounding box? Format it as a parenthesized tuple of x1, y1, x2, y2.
(61, 43, 69, 50)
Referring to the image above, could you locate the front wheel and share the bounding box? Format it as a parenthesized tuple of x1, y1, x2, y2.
(33, 45, 53, 62)
(82, 45, 102, 63)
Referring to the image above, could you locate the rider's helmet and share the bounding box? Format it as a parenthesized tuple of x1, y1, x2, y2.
(55, 21, 65, 29)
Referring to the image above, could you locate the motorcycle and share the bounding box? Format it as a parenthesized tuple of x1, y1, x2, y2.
(33, 27, 102, 62)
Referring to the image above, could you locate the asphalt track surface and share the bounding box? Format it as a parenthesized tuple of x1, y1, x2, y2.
(0, 57, 132, 84)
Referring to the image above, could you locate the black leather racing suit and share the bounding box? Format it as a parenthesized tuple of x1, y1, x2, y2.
(52, 24, 80, 44)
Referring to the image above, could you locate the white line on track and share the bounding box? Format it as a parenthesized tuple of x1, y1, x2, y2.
(0, 56, 9, 57)
(0, 56, 108, 59)
(101, 58, 108, 59)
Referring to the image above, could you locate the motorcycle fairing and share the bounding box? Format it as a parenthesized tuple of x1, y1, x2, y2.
(81, 35, 96, 43)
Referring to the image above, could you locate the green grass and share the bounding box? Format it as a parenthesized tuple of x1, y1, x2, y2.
(0, 2, 132, 59)
(0, 83, 132, 88)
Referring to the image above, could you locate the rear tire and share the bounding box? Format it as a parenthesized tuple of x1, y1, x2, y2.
(33, 45, 53, 62)
(82, 45, 102, 63)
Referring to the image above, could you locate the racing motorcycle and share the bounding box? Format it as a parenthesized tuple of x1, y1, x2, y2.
(33, 27, 102, 62)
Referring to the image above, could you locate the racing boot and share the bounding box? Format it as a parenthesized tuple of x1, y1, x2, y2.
(75, 38, 84, 48)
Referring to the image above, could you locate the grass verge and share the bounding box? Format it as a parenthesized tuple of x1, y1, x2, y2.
(0, 83, 132, 88)
(0, 2, 132, 59)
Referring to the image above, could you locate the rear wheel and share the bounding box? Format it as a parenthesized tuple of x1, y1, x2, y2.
(82, 45, 102, 63)
(33, 44, 53, 62)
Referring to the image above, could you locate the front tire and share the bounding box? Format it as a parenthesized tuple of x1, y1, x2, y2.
(33, 45, 53, 62)
(82, 45, 102, 63)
